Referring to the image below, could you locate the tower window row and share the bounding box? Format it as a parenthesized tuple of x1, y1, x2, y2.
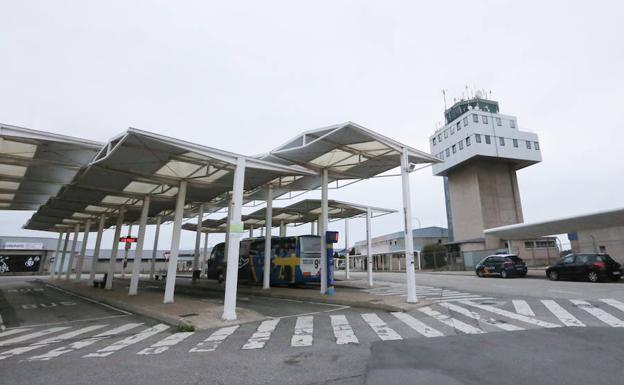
(435, 135, 540, 160)
(432, 115, 517, 146)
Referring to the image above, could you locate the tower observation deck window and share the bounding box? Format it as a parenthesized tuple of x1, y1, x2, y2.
(513, 139, 518, 147)
(446, 148, 450, 157)
(475, 134, 482, 143)
(496, 117, 502, 126)
(451, 126, 455, 135)
(526, 140, 532, 149)
(482, 115, 488, 124)
(433, 137, 436, 145)
(534, 141, 540, 150)
(452, 145, 457, 154)
(510, 120, 516, 128)
(472, 114, 479, 123)
(499, 137, 505, 146)
(463, 117, 468, 126)
(466, 137, 471, 146)
(444, 131, 448, 138)
(457, 122, 461, 131)
(459, 141, 463, 150)
(485, 135, 491, 144)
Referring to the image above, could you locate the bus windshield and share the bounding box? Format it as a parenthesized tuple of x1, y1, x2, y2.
(300, 236, 320, 256)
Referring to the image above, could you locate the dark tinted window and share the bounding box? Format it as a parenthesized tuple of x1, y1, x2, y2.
(505, 256, 523, 263)
(563, 255, 575, 264)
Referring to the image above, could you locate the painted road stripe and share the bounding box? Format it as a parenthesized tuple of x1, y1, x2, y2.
(242, 319, 280, 350)
(28, 323, 143, 361)
(361, 313, 402, 341)
(189, 325, 239, 353)
(601, 299, 624, 313)
(439, 302, 524, 331)
(460, 301, 560, 328)
(0, 328, 32, 339)
(570, 300, 624, 327)
(418, 306, 485, 334)
(330, 315, 359, 345)
(541, 300, 585, 327)
(512, 300, 535, 317)
(137, 332, 194, 355)
(431, 297, 495, 303)
(0, 327, 70, 347)
(291, 316, 313, 347)
(391, 312, 444, 338)
(83, 323, 169, 358)
(0, 324, 107, 360)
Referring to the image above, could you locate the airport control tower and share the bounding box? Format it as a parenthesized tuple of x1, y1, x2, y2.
(429, 92, 542, 251)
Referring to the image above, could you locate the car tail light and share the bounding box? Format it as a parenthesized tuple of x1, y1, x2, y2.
(503, 261, 513, 267)
(592, 262, 606, 269)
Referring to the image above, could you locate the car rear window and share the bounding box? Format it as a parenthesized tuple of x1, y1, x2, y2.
(505, 256, 523, 263)
(595, 255, 616, 263)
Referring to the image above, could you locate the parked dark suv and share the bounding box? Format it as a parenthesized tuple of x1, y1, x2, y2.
(475, 254, 527, 278)
(546, 253, 623, 282)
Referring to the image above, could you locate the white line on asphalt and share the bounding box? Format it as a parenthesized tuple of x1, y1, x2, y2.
(418, 306, 485, 334)
(361, 313, 402, 341)
(460, 301, 560, 328)
(439, 302, 524, 331)
(44, 284, 131, 315)
(291, 316, 314, 347)
(137, 332, 194, 355)
(241, 319, 280, 350)
(189, 325, 239, 353)
(0, 324, 107, 360)
(11, 314, 131, 329)
(391, 312, 444, 338)
(330, 315, 359, 345)
(600, 299, 624, 314)
(0, 328, 32, 339)
(28, 323, 144, 361)
(570, 300, 624, 327)
(83, 323, 170, 358)
(541, 300, 585, 327)
(0, 326, 70, 347)
(430, 297, 495, 303)
(512, 300, 535, 317)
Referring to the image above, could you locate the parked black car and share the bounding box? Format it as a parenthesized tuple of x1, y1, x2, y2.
(546, 253, 623, 282)
(475, 254, 527, 278)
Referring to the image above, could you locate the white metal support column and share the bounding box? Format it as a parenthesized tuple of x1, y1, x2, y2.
(58, 232, 70, 279)
(193, 203, 204, 282)
(222, 157, 246, 321)
(50, 232, 63, 278)
(75, 219, 91, 281)
(310, 221, 315, 235)
(401, 147, 418, 303)
(129, 195, 150, 296)
(89, 215, 105, 285)
(263, 185, 273, 290)
(106, 206, 125, 290)
(121, 224, 132, 277)
(366, 207, 373, 287)
(66, 224, 80, 280)
(150, 216, 161, 279)
(279, 221, 286, 237)
(164, 180, 187, 304)
(345, 218, 350, 279)
(320, 169, 329, 294)
(202, 232, 209, 273)
(224, 199, 232, 263)
(507, 240, 513, 254)
(249, 226, 254, 238)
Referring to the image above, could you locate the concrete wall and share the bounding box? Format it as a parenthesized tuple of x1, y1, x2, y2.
(574, 226, 624, 263)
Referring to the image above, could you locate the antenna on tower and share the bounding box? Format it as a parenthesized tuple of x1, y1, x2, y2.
(442, 89, 447, 110)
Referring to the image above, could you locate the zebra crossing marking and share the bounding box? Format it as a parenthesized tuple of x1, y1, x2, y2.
(570, 300, 624, 328)
(83, 323, 169, 358)
(189, 325, 239, 353)
(601, 298, 624, 313)
(512, 300, 535, 317)
(541, 300, 585, 327)
(418, 306, 485, 335)
(439, 302, 524, 331)
(361, 313, 402, 341)
(330, 315, 359, 344)
(391, 312, 444, 338)
(291, 316, 313, 347)
(0, 328, 32, 339)
(137, 332, 194, 355)
(460, 301, 560, 328)
(242, 319, 280, 350)
(0, 326, 70, 347)
(28, 323, 144, 361)
(363, 284, 493, 303)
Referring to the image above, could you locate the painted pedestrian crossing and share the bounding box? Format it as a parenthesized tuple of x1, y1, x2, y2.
(1, 298, 624, 362)
(362, 283, 494, 303)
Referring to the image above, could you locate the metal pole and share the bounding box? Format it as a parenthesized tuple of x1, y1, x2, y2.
(401, 147, 418, 303)
(106, 206, 125, 290)
(89, 215, 105, 285)
(345, 218, 350, 280)
(150, 216, 161, 279)
(121, 224, 132, 278)
(58, 232, 70, 278)
(366, 207, 373, 287)
(129, 195, 150, 295)
(202, 232, 209, 274)
(279, 221, 286, 237)
(249, 226, 254, 238)
(263, 185, 273, 290)
(320, 169, 329, 294)
(164, 180, 187, 304)
(50, 232, 63, 278)
(75, 219, 91, 281)
(222, 157, 246, 321)
(66, 223, 80, 280)
(310, 221, 315, 235)
(193, 203, 204, 282)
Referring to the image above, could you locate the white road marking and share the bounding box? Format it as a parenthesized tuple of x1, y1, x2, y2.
(0, 326, 70, 347)
(0, 328, 32, 339)
(189, 325, 239, 353)
(83, 323, 169, 357)
(137, 332, 194, 355)
(291, 316, 313, 347)
(601, 299, 624, 313)
(570, 300, 624, 327)
(28, 323, 143, 361)
(44, 284, 131, 315)
(0, 324, 106, 360)
(541, 300, 585, 327)
(391, 312, 444, 338)
(361, 313, 402, 341)
(418, 306, 485, 334)
(439, 302, 524, 331)
(512, 300, 535, 317)
(460, 301, 560, 328)
(330, 315, 359, 345)
(241, 319, 280, 350)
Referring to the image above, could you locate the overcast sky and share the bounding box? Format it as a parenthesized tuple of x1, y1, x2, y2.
(1, 1, 622, 251)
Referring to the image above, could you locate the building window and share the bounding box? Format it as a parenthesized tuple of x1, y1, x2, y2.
(459, 141, 463, 150)
(444, 131, 448, 138)
(499, 137, 505, 146)
(513, 138, 518, 147)
(482, 115, 488, 124)
(463, 117, 468, 126)
(466, 137, 471, 146)
(496, 117, 502, 126)
(439, 152, 444, 160)
(510, 120, 516, 128)
(457, 122, 461, 131)
(475, 134, 482, 143)
(536, 240, 556, 248)
(485, 135, 491, 144)
(526, 140, 532, 149)
(524, 241, 534, 249)
(438, 134, 442, 142)
(452, 145, 456, 154)
(534, 141, 540, 150)
(450, 126, 455, 135)
(472, 114, 478, 123)
(445, 148, 450, 157)
(432, 137, 436, 145)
